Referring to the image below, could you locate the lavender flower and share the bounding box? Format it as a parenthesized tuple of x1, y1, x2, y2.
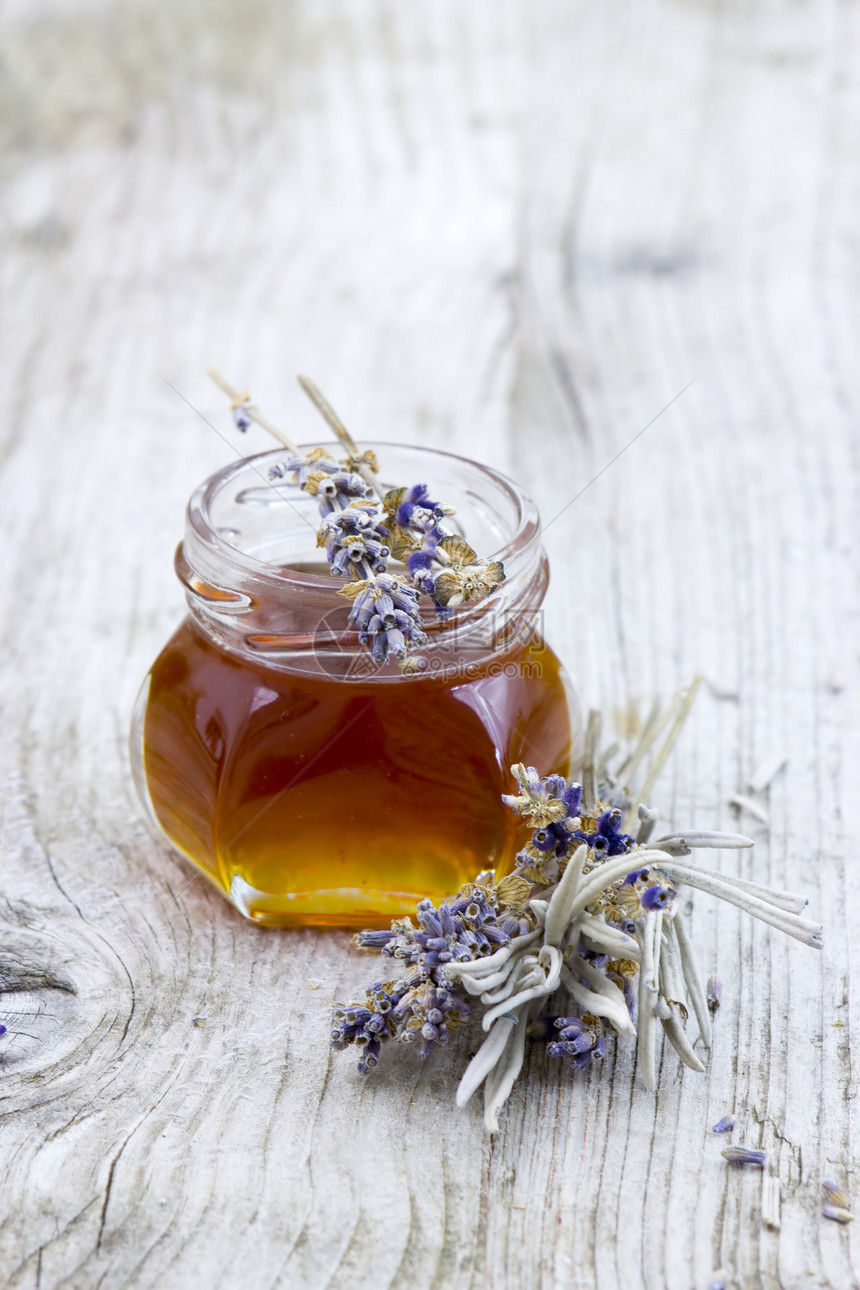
(309, 469, 371, 517)
(340, 573, 427, 665)
(429, 534, 505, 608)
(822, 1179, 851, 1208)
(233, 404, 252, 432)
(587, 808, 635, 858)
(269, 449, 339, 488)
(506, 769, 645, 899)
(502, 766, 579, 828)
(331, 980, 411, 1074)
(821, 1180, 853, 1222)
(822, 1205, 854, 1224)
(364, 890, 512, 969)
(546, 1015, 607, 1070)
(318, 504, 390, 576)
(385, 483, 444, 531)
(639, 883, 676, 912)
(722, 1146, 766, 1167)
(405, 526, 445, 596)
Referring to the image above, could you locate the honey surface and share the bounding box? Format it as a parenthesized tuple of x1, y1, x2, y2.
(142, 618, 572, 927)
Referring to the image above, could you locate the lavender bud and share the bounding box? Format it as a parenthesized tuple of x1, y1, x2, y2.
(722, 1146, 766, 1167)
(822, 1205, 854, 1224)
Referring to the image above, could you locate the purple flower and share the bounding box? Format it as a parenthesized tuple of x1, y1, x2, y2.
(722, 1146, 766, 1167)
(822, 1205, 854, 1224)
(621, 973, 636, 1020)
(331, 980, 411, 1074)
(572, 807, 635, 858)
(640, 884, 676, 912)
(712, 1115, 735, 1134)
(354, 929, 398, 951)
(395, 484, 443, 529)
(346, 574, 427, 665)
(315, 471, 371, 517)
(269, 453, 339, 487)
(319, 505, 391, 576)
(402, 523, 446, 596)
(502, 767, 580, 829)
(546, 1015, 607, 1071)
(822, 1180, 851, 1208)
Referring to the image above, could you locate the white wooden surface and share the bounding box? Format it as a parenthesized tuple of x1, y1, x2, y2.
(1, 2, 858, 1287)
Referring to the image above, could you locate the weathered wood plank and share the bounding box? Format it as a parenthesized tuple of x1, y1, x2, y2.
(1, 1, 858, 1287)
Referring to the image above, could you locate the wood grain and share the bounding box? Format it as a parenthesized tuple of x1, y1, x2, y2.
(1, 1, 858, 1286)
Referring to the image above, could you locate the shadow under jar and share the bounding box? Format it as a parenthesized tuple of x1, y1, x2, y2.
(130, 443, 579, 928)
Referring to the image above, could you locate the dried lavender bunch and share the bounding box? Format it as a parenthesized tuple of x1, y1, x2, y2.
(209, 371, 505, 666)
(333, 684, 822, 1132)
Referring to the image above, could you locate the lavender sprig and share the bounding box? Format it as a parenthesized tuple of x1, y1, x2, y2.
(332, 687, 822, 1133)
(210, 371, 506, 667)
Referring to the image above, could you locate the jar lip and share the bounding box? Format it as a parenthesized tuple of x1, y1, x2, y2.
(187, 440, 542, 595)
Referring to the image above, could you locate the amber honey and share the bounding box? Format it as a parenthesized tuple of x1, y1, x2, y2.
(140, 616, 572, 928)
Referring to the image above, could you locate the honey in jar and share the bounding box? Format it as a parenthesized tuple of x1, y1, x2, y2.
(130, 444, 579, 928)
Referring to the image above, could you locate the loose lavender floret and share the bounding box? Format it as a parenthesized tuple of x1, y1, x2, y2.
(707, 975, 722, 1013)
(821, 1179, 853, 1222)
(712, 1115, 735, 1134)
(822, 1205, 854, 1224)
(722, 1146, 766, 1167)
(822, 1179, 851, 1208)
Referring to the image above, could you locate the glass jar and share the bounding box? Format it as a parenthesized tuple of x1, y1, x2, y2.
(130, 442, 580, 928)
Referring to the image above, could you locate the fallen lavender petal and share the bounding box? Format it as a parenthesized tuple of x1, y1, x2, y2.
(822, 1179, 851, 1209)
(822, 1205, 854, 1224)
(712, 1115, 735, 1134)
(722, 1146, 766, 1167)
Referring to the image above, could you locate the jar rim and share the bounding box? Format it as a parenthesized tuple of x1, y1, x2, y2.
(187, 440, 542, 595)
